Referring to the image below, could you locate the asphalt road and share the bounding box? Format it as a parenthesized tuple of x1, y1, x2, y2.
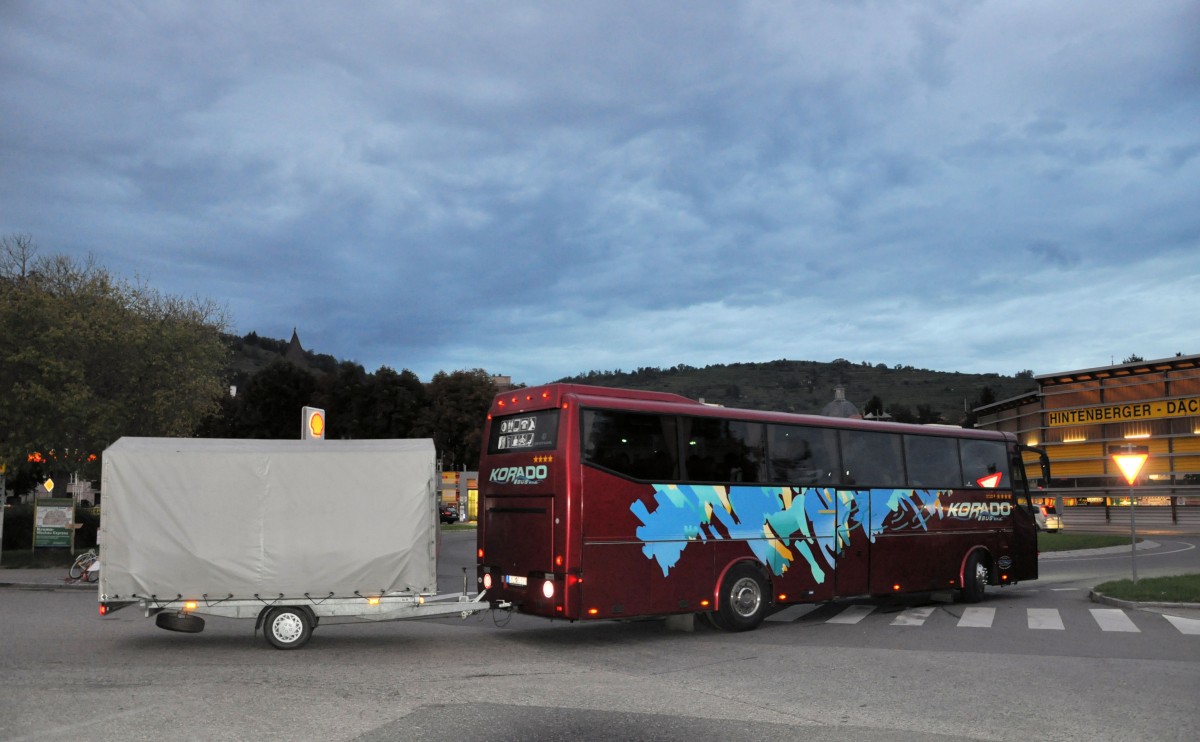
(1, 530, 1197, 742)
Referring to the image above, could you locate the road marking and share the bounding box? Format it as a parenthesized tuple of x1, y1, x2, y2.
(891, 606, 936, 626)
(958, 607, 996, 628)
(1163, 615, 1200, 635)
(827, 605, 875, 624)
(1028, 608, 1064, 630)
(1090, 608, 1140, 633)
(766, 604, 821, 623)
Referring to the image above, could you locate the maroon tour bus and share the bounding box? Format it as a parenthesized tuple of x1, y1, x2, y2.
(476, 384, 1048, 631)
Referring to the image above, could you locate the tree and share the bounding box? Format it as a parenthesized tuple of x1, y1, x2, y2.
(1, 236, 230, 492)
(863, 395, 884, 417)
(357, 366, 427, 439)
(226, 359, 319, 439)
(414, 369, 496, 470)
(1123, 354, 1144, 364)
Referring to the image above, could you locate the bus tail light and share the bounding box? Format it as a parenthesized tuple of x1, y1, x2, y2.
(99, 604, 108, 616)
(778, 594, 787, 601)
(542, 579, 555, 600)
(477, 548, 484, 560)
(555, 554, 563, 567)
(587, 608, 599, 616)
(699, 599, 710, 608)
(482, 573, 493, 590)
(893, 584, 902, 591)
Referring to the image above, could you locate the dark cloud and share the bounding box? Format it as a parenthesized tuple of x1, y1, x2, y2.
(1, 1, 1196, 383)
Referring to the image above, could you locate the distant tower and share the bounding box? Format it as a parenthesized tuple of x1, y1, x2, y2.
(822, 386, 862, 419)
(284, 327, 307, 365)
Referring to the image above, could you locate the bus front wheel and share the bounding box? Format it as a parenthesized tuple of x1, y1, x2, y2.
(960, 552, 989, 603)
(716, 563, 768, 632)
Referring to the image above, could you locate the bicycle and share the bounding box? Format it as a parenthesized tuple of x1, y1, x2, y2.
(69, 549, 99, 583)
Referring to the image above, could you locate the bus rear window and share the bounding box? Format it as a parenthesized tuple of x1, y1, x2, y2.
(488, 409, 560, 454)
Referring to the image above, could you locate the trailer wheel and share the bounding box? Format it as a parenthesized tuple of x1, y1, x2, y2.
(263, 607, 313, 650)
(716, 563, 768, 632)
(960, 551, 989, 604)
(156, 612, 205, 633)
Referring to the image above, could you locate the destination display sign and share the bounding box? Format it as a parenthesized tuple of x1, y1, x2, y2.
(1047, 396, 1200, 427)
(492, 410, 559, 452)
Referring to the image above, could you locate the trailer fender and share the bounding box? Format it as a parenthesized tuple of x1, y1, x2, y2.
(255, 604, 318, 633)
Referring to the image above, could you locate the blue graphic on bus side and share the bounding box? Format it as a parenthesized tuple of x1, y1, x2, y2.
(630, 485, 948, 580)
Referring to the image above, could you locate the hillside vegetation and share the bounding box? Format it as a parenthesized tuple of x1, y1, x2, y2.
(558, 359, 1037, 425)
(228, 333, 1036, 426)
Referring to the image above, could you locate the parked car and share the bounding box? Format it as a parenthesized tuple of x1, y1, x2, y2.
(439, 505, 459, 524)
(1033, 504, 1062, 533)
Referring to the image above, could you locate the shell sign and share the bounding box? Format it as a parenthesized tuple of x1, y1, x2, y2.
(302, 406, 326, 440)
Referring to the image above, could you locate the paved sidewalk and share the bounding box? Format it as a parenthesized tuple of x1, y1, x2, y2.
(0, 567, 96, 589)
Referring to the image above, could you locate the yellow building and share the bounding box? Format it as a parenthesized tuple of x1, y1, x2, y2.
(974, 353, 1200, 506)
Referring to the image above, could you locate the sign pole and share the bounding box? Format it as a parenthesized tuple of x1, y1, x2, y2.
(1110, 444, 1149, 585)
(0, 466, 6, 567)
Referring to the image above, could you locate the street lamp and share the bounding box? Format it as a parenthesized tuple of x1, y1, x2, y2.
(1109, 444, 1149, 583)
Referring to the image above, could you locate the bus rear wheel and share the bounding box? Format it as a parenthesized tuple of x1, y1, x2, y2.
(960, 552, 989, 603)
(716, 563, 768, 632)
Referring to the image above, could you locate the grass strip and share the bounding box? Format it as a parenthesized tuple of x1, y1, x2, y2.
(1094, 574, 1200, 603)
(1037, 532, 1134, 552)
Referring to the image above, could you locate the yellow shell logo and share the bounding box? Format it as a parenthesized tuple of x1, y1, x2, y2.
(308, 411, 325, 438)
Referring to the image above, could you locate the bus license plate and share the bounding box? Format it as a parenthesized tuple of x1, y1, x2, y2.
(504, 575, 528, 587)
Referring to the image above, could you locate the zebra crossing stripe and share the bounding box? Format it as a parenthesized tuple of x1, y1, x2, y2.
(958, 607, 996, 628)
(1090, 608, 1140, 633)
(827, 605, 875, 624)
(891, 606, 936, 626)
(765, 604, 821, 623)
(1162, 615, 1200, 635)
(1028, 608, 1065, 630)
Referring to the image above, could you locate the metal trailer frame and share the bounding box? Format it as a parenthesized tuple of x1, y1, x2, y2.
(105, 588, 502, 649)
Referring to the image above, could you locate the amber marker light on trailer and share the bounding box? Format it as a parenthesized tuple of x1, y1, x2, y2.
(99, 605, 108, 616)
(367, 596, 381, 606)
(184, 601, 198, 612)
(699, 599, 710, 608)
(588, 608, 599, 615)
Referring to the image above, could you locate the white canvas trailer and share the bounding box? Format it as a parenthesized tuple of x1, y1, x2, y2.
(98, 437, 490, 648)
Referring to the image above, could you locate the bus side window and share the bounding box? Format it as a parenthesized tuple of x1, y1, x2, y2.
(840, 429, 905, 488)
(582, 409, 680, 481)
(903, 435, 962, 489)
(680, 418, 766, 484)
(767, 424, 839, 487)
(960, 439, 1009, 488)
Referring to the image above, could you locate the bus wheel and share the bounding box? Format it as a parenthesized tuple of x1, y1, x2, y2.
(263, 607, 313, 650)
(960, 552, 989, 604)
(716, 564, 768, 632)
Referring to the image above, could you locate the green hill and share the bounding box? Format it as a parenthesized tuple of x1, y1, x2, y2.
(226, 331, 1036, 426)
(558, 359, 1036, 425)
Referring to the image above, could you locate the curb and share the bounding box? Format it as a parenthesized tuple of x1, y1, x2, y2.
(1038, 539, 1160, 559)
(0, 582, 96, 591)
(1089, 590, 1200, 611)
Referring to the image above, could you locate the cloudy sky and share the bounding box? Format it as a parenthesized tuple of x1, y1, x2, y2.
(3, 1, 1197, 385)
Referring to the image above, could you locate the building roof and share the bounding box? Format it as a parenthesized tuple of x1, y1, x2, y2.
(821, 386, 861, 418)
(1035, 353, 1199, 386)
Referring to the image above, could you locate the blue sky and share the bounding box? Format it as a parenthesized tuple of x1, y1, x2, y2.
(3, 1, 1197, 385)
